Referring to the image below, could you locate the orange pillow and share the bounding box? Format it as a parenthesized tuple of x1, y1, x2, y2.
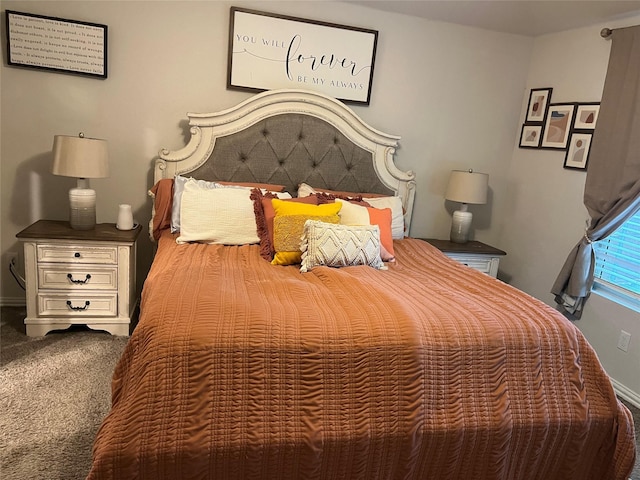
(148, 178, 174, 241)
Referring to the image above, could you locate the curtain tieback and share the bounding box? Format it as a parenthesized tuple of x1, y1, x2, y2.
(583, 220, 593, 244)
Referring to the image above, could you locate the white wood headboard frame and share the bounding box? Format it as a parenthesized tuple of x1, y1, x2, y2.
(154, 89, 416, 230)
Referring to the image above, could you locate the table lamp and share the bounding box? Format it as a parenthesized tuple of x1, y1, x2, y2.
(444, 169, 488, 243)
(51, 133, 109, 230)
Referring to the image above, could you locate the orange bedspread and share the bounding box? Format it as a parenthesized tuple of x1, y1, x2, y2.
(88, 233, 635, 480)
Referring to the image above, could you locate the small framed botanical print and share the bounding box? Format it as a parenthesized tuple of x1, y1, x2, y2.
(525, 88, 552, 123)
(519, 124, 543, 148)
(564, 132, 593, 170)
(541, 103, 576, 149)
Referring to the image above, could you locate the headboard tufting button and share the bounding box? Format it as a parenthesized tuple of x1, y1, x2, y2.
(262, 129, 269, 136)
(278, 158, 285, 165)
(333, 137, 339, 144)
(240, 154, 247, 162)
(298, 133, 304, 140)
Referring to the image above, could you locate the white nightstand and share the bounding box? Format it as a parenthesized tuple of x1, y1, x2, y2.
(16, 220, 141, 336)
(420, 238, 506, 278)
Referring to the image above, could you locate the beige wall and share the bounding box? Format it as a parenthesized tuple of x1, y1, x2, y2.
(1, 2, 638, 399)
(1, 0, 532, 300)
(501, 14, 640, 403)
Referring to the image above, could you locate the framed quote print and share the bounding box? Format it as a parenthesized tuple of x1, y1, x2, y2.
(228, 7, 378, 105)
(6, 10, 108, 78)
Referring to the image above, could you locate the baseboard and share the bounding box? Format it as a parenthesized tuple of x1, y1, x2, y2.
(611, 377, 640, 408)
(0, 297, 26, 307)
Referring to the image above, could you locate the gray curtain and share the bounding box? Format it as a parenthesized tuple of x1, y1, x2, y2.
(552, 25, 640, 319)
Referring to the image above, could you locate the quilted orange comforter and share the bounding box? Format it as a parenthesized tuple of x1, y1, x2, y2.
(88, 233, 635, 480)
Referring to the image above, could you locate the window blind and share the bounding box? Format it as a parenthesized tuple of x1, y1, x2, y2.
(594, 210, 640, 295)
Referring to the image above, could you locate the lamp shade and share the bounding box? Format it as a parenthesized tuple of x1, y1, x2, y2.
(51, 133, 109, 179)
(444, 170, 488, 205)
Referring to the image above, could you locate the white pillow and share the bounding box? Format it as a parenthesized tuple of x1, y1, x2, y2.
(300, 220, 385, 273)
(172, 175, 292, 233)
(177, 182, 260, 245)
(297, 183, 404, 239)
(297, 182, 316, 198)
(171, 175, 217, 233)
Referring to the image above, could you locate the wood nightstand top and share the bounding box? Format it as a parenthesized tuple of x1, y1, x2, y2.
(418, 238, 506, 256)
(16, 220, 142, 243)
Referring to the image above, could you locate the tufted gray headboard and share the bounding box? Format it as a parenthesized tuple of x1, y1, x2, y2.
(154, 89, 416, 229)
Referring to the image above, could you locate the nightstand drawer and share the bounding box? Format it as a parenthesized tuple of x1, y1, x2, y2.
(38, 265, 118, 290)
(37, 244, 118, 264)
(37, 293, 118, 317)
(419, 239, 506, 279)
(445, 254, 493, 274)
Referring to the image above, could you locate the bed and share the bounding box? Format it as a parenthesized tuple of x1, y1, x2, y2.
(88, 89, 635, 479)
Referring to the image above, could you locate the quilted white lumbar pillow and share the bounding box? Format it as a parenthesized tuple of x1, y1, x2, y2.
(177, 181, 260, 245)
(300, 220, 385, 273)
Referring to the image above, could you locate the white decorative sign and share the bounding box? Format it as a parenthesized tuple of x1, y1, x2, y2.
(228, 8, 378, 105)
(6, 10, 107, 78)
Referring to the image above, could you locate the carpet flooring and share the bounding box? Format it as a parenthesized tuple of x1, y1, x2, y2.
(1, 305, 638, 479)
(1, 306, 129, 480)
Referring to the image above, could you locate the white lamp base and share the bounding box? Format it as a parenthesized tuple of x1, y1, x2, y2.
(69, 188, 96, 230)
(450, 206, 473, 244)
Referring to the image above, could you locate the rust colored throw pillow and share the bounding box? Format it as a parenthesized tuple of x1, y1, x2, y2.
(148, 178, 174, 241)
(297, 182, 387, 199)
(251, 189, 319, 261)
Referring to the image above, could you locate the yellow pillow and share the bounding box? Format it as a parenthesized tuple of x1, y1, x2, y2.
(271, 199, 342, 265)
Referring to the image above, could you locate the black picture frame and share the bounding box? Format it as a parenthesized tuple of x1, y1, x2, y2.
(525, 87, 553, 123)
(574, 103, 600, 130)
(519, 124, 543, 149)
(540, 103, 577, 149)
(228, 7, 378, 105)
(6, 10, 108, 79)
(563, 131, 593, 170)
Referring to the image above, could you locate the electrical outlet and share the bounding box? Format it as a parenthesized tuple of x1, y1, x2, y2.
(617, 330, 631, 352)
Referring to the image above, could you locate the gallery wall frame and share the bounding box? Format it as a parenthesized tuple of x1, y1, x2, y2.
(541, 103, 576, 149)
(574, 103, 600, 130)
(564, 131, 593, 170)
(525, 87, 553, 123)
(519, 124, 543, 148)
(5, 10, 108, 79)
(227, 7, 378, 105)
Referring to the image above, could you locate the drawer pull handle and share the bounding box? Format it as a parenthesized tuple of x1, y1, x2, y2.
(66, 300, 90, 311)
(74, 252, 81, 258)
(67, 273, 91, 284)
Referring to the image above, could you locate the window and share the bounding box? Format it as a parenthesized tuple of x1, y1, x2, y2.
(593, 209, 640, 309)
